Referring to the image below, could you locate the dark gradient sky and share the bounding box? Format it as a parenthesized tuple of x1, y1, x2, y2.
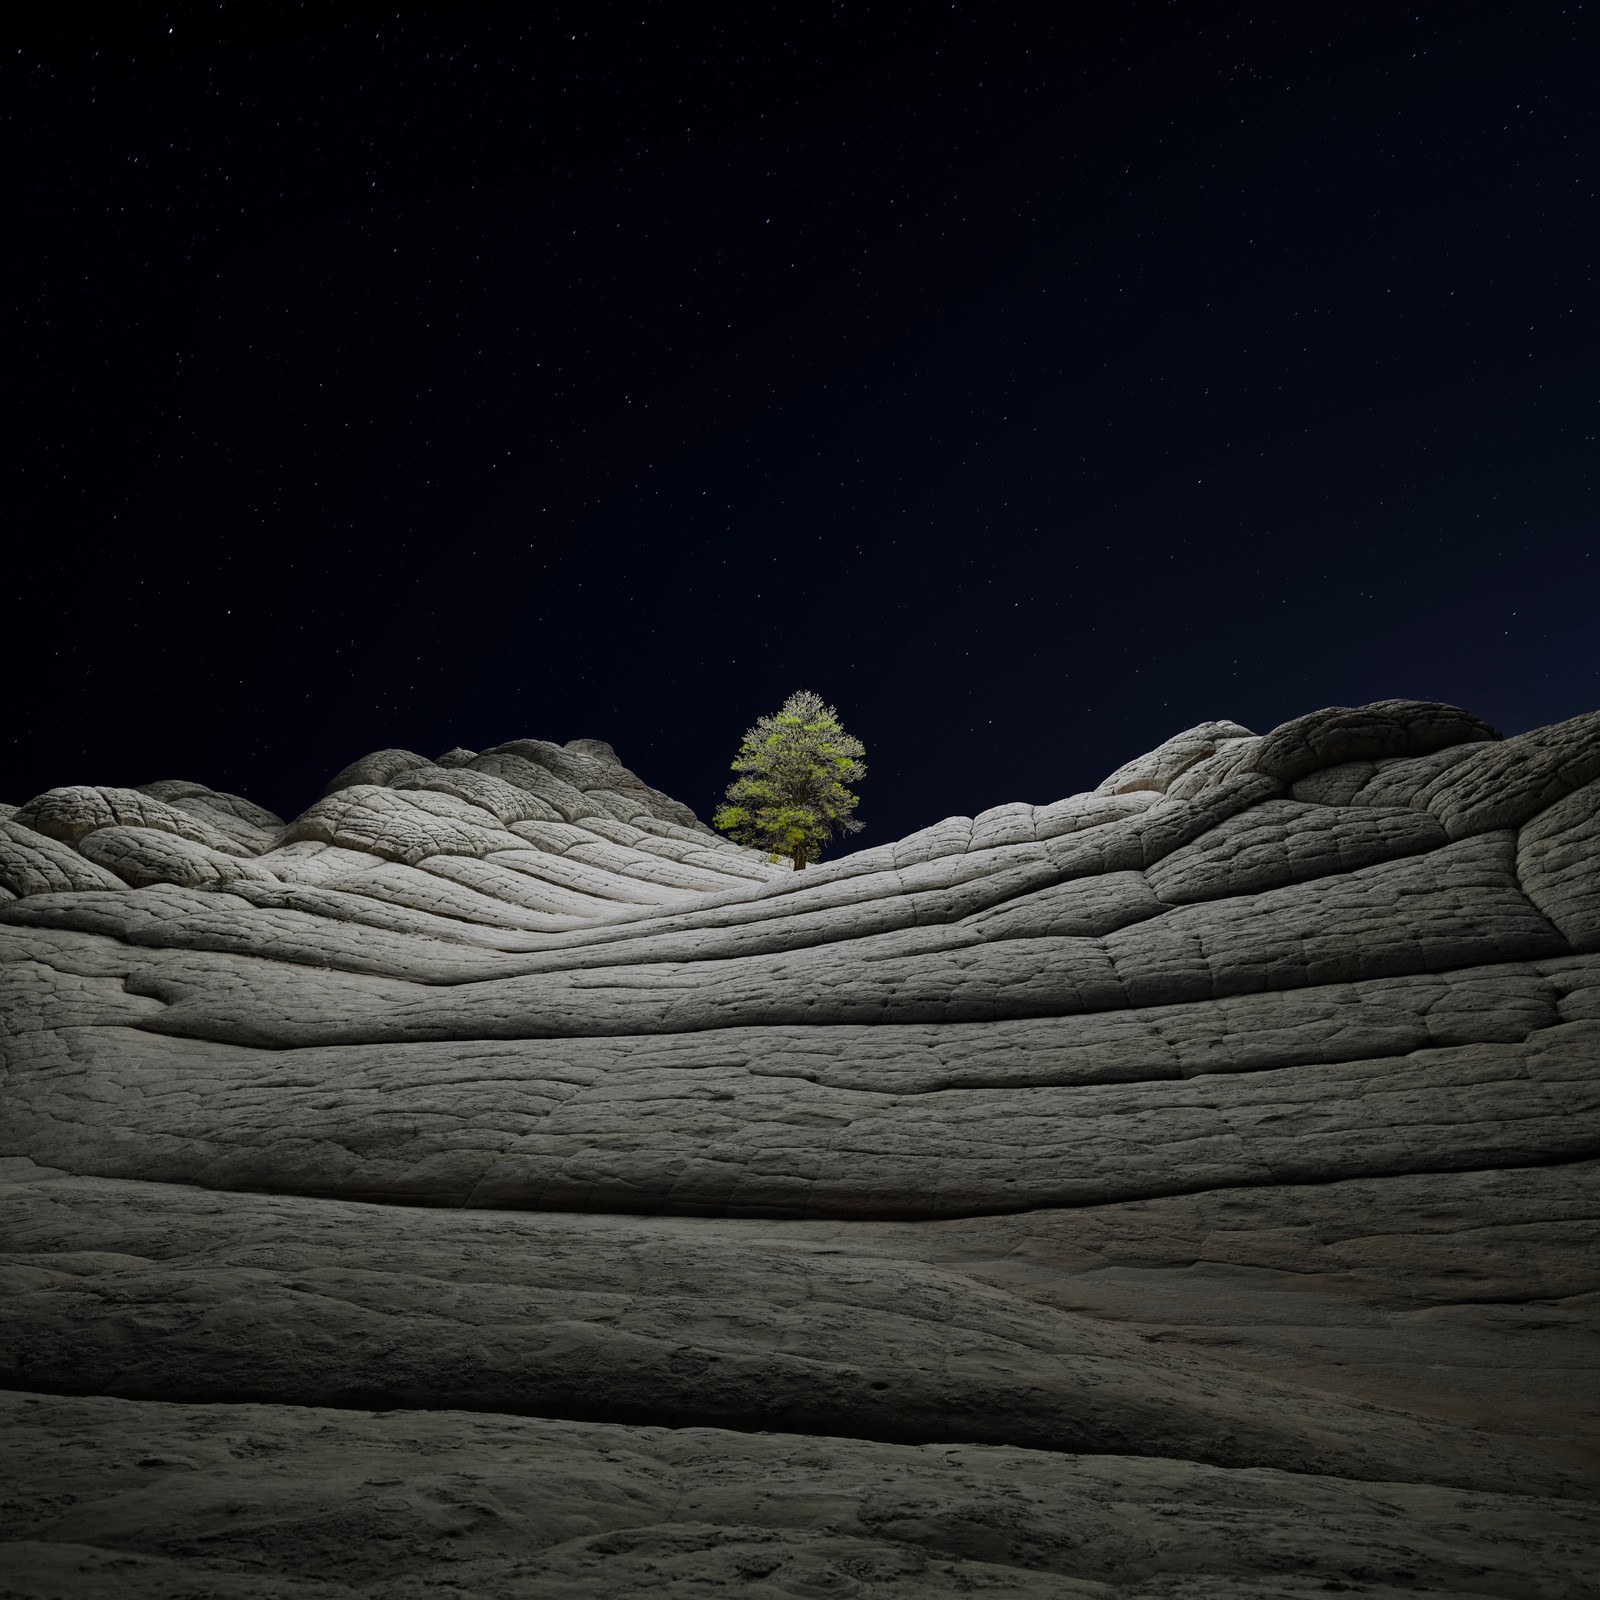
(8, 3, 1596, 849)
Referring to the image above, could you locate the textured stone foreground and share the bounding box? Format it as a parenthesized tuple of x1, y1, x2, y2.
(1, 704, 1598, 1597)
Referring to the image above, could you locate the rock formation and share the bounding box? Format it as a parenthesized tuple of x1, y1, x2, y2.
(1, 703, 1597, 1597)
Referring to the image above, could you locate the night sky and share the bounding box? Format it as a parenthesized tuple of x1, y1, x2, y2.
(8, 3, 1596, 851)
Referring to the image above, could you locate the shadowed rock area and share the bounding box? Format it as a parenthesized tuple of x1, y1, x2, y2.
(2, 704, 1598, 1596)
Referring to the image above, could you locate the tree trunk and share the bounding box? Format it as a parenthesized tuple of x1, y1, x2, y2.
(792, 848, 806, 870)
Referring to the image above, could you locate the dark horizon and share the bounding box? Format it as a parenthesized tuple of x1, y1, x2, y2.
(8, 2, 1595, 846)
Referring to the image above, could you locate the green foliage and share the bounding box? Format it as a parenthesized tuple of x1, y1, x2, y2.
(713, 690, 866, 869)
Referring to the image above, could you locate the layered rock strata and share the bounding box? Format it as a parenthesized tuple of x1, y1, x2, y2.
(2, 704, 1598, 1596)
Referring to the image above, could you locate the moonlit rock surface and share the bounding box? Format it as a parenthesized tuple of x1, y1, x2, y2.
(2, 702, 1598, 1596)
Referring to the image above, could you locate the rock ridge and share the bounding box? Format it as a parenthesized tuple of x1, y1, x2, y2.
(2, 696, 1598, 1596)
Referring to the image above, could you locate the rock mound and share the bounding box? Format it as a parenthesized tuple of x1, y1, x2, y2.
(2, 699, 1598, 1596)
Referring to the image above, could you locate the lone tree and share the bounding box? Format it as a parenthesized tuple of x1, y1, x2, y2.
(713, 690, 866, 869)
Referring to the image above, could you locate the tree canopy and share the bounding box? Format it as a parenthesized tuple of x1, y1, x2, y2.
(713, 691, 865, 869)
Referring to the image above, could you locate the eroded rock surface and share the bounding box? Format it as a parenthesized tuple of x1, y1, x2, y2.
(2, 703, 1598, 1596)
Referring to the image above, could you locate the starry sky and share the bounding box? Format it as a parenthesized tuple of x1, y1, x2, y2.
(8, 3, 1596, 848)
